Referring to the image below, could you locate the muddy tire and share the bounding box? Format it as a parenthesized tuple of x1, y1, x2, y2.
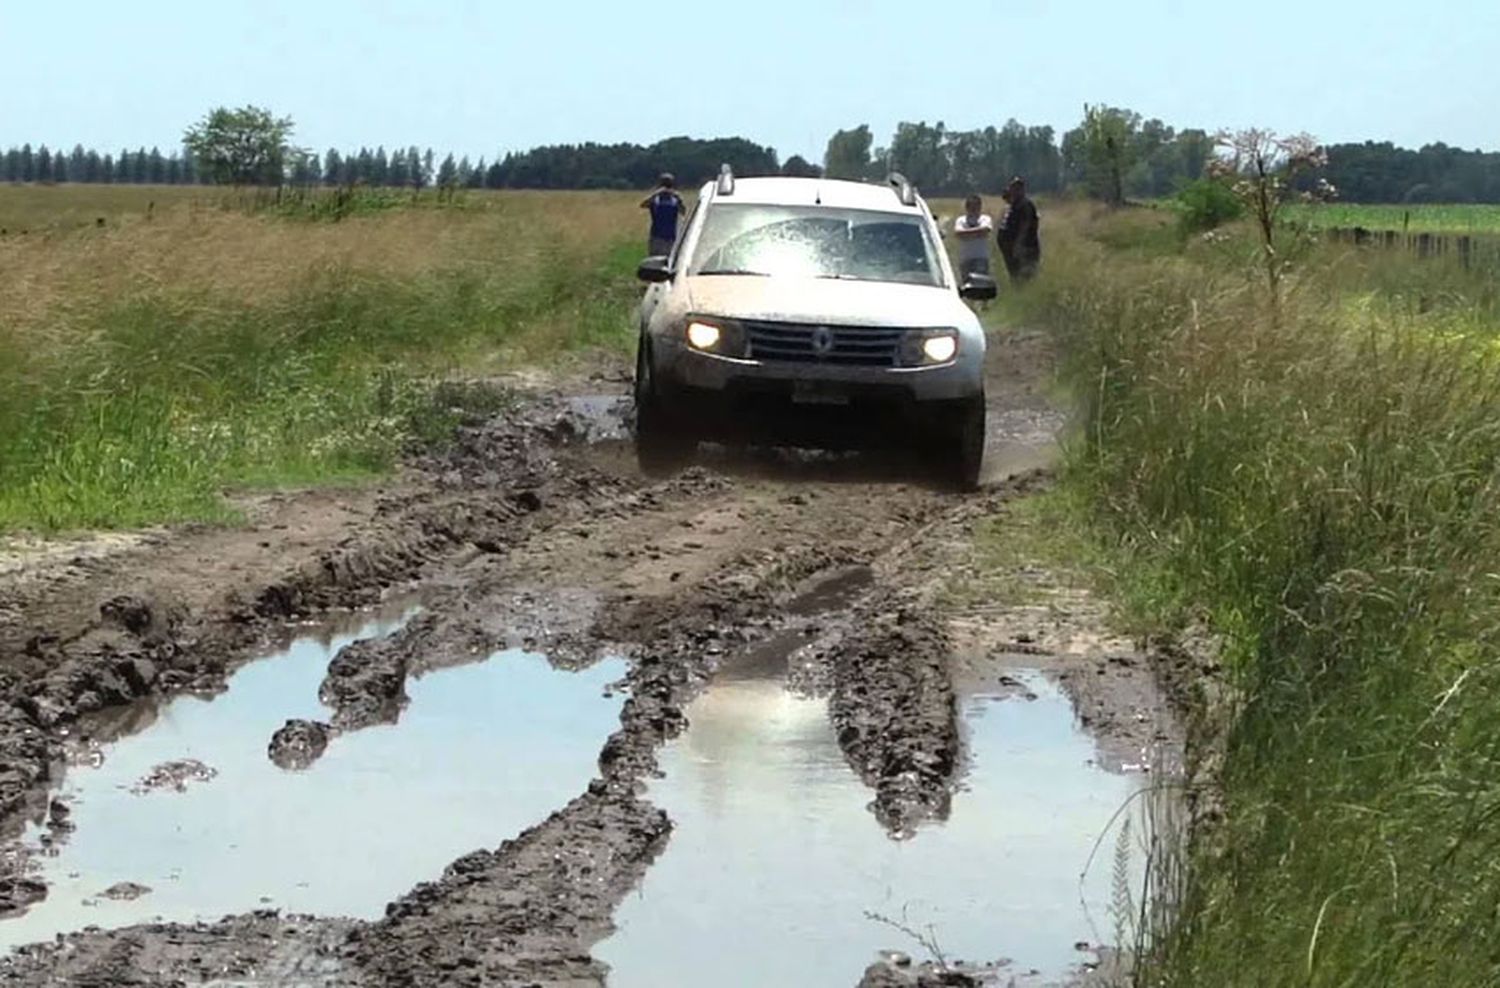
(633, 341, 694, 476)
(937, 395, 985, 491)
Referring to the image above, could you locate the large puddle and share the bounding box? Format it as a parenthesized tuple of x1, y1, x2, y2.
(0, 612, 626, 950)
(596, 669, 1143, 986)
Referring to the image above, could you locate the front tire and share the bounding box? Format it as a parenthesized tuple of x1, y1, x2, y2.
(633, 340, 694, 476)
(937, 395, 985, 491)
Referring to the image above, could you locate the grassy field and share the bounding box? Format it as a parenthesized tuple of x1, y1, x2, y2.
(1284, 201, 1500, 233)
(0, 187, 646, 532)
(1006, 203, 1500, 985)
(0, 184, 209, 232)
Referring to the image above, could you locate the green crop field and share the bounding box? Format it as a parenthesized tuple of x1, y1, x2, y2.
(1285, 202, 1500, 234)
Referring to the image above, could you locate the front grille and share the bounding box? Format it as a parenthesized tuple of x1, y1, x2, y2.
(743, 320, 905, 367)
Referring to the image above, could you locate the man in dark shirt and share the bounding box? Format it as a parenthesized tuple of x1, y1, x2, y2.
(641, 173, 685, 257)
(996, 176, 1041, 283)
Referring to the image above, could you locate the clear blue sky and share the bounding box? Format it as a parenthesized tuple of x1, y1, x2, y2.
(2, 0, 1496, 161)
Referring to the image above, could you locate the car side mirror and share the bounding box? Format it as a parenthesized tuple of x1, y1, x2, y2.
(637, 256, 673, 283)
(960, 273, 998, 300)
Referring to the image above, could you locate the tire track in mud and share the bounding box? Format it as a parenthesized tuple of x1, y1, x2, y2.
(0, 368, 1060, 985)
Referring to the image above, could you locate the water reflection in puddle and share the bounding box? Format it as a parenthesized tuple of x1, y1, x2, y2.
(596, 671, 1141, 987)
(1, 614, 626, 950)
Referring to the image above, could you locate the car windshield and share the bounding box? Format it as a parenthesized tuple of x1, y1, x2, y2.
(689, 204, 946, 287)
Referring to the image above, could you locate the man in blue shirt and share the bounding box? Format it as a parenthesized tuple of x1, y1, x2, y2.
(641, 173, 685, 257)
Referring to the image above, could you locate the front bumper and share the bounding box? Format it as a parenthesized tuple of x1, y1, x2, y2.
(653, 338, 983, 403)
(650, 340, 984, 449)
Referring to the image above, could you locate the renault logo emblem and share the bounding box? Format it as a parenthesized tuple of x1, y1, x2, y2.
(811, 326, 835, 357)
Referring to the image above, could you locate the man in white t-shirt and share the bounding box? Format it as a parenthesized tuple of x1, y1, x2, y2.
(952, 194, 994, 280)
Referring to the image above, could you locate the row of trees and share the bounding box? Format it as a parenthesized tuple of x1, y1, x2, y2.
(824, 110, 1215, 201)
(6, 103, 1499, 202)
(1320, 141, 1500, 203)
(0, 137, 792, 192)
(0, 143, 212, 185)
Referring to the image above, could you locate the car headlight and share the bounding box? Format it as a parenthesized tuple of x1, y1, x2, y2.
(922, 334, 958, 363)
(686, 321, 721, 351)
(900, 329, 960, 366)
(682, 319, 746, 357)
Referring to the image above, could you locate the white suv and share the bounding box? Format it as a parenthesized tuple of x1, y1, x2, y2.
(634, 168, 995, 488)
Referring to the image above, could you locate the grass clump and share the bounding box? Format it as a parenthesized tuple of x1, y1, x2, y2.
(0, 190, 645, 532)
(1019, 205, 1500, 985)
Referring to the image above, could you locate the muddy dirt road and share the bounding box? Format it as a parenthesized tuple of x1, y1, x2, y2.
(0, 329, 1180, 986)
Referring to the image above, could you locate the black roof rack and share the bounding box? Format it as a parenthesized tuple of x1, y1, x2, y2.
(887, 172, 917, 207)
(716, 163, 735, 196)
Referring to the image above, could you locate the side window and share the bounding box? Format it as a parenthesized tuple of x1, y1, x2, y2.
(669, 198, 702, 270)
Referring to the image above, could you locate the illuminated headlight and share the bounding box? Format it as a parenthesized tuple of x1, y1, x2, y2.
(901, 329, 960, 366)
(686, 321, 722, 351)
(922, 334, 959, 363)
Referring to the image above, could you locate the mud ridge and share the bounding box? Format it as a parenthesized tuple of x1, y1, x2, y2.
(345, 789, 670, 986)
(829, 600, 960, 836)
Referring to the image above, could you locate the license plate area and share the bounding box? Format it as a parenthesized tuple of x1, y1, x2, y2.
(791, 380, 850, 406)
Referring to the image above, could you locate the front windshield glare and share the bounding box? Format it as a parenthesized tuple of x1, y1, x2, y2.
(690, 205, 944, 287)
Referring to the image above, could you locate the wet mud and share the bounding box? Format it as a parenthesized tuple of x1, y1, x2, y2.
(0, 329, 1187, 985)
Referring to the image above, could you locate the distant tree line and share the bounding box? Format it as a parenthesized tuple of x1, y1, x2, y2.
(1316, 142, 1500, 204)
(6, 107, 1499, 202)
(824, 112, 1214, 200)
(0, 143, 213, 185)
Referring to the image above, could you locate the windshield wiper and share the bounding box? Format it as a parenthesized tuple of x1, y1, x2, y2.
(697, 268, 770, 277)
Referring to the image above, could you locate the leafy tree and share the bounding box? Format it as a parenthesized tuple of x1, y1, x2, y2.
(183, 105, 295, 186)
(436, 152, 458, 189)
(781, 154, 822, 178)
(388, 148, 409, 187)
(1077, 104, 1139, 205)
(824, 125, 874, 180)
(887, 121, 948, 189)
(404, 146, 425, 189)
(322, 149, 343, 186)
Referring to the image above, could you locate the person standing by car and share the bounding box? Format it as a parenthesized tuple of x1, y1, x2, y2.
(951, 194, 993, 280)
(996, 177, 1040, 283)
(641, 173, 685, 257)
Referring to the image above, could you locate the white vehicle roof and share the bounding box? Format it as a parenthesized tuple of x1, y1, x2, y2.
(703, 176, 926, 214)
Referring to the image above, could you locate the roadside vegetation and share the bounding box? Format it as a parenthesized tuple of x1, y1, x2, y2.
(1008, 188, 1500, 983)
(0, 189, 642, 532)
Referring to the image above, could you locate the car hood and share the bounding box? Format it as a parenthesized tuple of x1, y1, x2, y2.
(683, 276, 976, 329)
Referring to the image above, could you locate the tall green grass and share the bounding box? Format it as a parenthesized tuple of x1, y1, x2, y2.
(0, 204, 642, 533)
(1018, 207, 1500, 985)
